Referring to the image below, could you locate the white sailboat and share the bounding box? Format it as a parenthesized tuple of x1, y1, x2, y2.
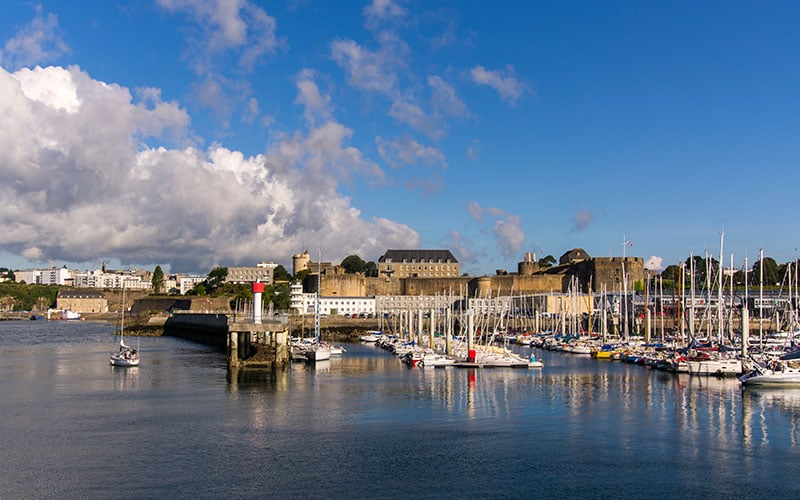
(110, 286, 140, 367)
(740, 358, 800, 387)
(306, 250, 331, 362)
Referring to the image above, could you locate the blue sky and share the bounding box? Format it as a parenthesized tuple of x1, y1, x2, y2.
(1, 1, 799, 276)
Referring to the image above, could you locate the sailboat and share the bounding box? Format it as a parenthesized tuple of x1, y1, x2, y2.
(110, 286, 140, 367)
(305, 250, 331, 362)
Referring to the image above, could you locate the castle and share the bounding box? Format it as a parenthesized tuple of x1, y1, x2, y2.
(297, 248, 644, 298)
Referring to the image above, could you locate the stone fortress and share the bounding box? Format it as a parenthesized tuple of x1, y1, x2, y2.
(293, 248, 645, 298)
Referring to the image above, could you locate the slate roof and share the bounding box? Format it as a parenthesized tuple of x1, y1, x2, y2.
(57, 289, 106, 299)
(378, 249, 458, 263)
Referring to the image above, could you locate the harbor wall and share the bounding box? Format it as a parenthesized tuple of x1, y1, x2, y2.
(163, 313, 230, 346)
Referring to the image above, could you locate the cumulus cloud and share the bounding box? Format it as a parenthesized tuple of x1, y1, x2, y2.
(428, 75, 468, 119)
(330, 37, 403, 95)
(331, 29, 465, 140)
(645, 256, 665, 272)
(0, 5, 70, 70)
(157, 0, 281, 65)
(465, 202, 525, 257)
(294, 68, 333, 126)
(448, 230, 477, 266)
(493, 213, 525, 257)
(376, 135, 446, 169)
(0, 65, 414, 272)
(156, 0, 284, 125)
(467, 201, 483, 222)
(470, 64, 527, 106)
(364, 0, 407, 30)
(466, 139, 481, 161)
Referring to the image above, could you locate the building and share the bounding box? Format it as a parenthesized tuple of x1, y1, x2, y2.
(14, 267, 71, 285)
(73, 269, 151, 289)
(291, 291, 376, 317)
(376, 294, 459, 314)
(56, 289, 108, 313)
(377, 249, 459, 279)
(292, 251, 311, 275)
(225, 261, 278, 285)
(176, 274, 205, 295)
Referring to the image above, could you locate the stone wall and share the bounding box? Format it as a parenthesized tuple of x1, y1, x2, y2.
(573, 257, 645, 292)
(315, 257, 643, 298)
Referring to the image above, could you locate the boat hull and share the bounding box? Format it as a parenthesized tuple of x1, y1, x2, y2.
(306, 347, 331, 362)
(110, 354, 140, 367)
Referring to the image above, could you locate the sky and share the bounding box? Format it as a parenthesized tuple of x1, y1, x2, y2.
(1, 1, 800, 276)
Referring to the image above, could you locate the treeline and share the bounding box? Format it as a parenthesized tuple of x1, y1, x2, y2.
(659, 255, 797, 290)
(0, 282, 60, 311)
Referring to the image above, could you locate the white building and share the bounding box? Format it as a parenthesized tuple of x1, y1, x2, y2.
(291, 288, 376, 316)
(73, 269, 150, 289)
(376, 294, 460, 314)
(177, 275, 205, 295)
(14, 267, 71, 285)
(225, 261, 278, 285)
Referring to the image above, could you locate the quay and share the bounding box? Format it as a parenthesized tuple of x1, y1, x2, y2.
(164, 312, 290, 369)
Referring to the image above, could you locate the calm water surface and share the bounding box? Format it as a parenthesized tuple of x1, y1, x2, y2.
(2, 321, 800, 499)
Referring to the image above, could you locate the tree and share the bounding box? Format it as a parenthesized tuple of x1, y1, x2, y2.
(364, 261, 378, 277)
(205, 267, 228, 293)
(753, 257, 780, 287)
(151, 265, 164, 294)
(273, 265, 291, 282)
(341, 255, 367, 274)
(661, 265, 681, 282)
(539, 255, 556, 269)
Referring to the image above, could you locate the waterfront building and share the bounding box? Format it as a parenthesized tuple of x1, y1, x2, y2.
(377, 249, 460, 279)
(376, 294, 459, 314)
(225, 263, 276, 285)
(56, 289, 108, 313)
(176, 274, 205, 295)
(14, 267, 71, 285)
(292, 291, 376, 317)
(72, 269, 150, 289)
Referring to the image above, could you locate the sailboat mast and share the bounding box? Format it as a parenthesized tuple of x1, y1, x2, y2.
(718, 232, 724, 345)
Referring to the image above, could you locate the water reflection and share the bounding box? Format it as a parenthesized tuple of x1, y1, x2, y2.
(741, 387, 800, 447)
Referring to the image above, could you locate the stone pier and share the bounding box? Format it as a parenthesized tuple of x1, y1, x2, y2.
(163, 312, 290, 370)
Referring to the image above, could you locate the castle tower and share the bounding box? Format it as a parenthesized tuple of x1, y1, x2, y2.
(292, 251, 310, 276)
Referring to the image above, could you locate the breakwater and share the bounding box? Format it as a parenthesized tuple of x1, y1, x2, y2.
(164, 313, 290, 369)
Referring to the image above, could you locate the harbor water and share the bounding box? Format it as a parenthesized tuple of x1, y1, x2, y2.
(2, 320, 800, 499)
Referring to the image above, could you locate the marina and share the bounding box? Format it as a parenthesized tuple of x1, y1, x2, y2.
(2, 320, 800, 499)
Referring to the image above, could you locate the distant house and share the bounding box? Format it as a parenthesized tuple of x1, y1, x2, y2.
(225, 262, 277, 285)
(56, 289, 108, 313)
(378, 249, 459, 279)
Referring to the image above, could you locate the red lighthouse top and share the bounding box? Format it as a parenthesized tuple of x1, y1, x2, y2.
(252, 281, 265, 293)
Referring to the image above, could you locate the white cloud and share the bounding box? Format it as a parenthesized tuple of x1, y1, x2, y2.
(448, 230, 477, 266)
(364, 0, 407, 30)
(156, 0, 284, 124)
(0, 65, 413, 271)
(0, 5, 70, 70)
(470, 65, 527, 106)
(645, 256, 665, 271)
(493, 214, 525, 257)
(465, 202, 525, 257)
(157, 0, 281, 62)
(376, 136, 446, 169)
(466, 139, 481, 161)
(242, 97, 259, 123)
(294, 69, 333, 126)
(330, 38, 400, 95)
(428, 75, 468, 119)
(467, 201, 484, 222)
